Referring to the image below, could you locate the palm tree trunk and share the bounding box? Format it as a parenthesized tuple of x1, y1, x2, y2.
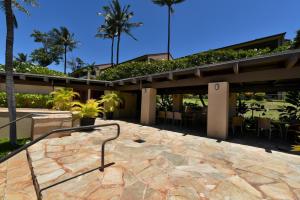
(116, 32, 121, 65)
(64, 45, 67, 74)
(4, 0, 17, 146)
(111, 37, 115, 67)
(167, 6, 171, 61)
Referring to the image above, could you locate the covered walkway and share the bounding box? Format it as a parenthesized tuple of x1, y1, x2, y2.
(1, 49, 300, 140)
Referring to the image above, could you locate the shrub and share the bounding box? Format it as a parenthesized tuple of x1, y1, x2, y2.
(280, 91, 300, 122)
(0, 61, 66, 77)
(72, 99, 104, 119)
(0, 92, 51, 108)
(98, 48, 288, 81)
(99, 92, 123, 113)
(48, 88, 80, 111)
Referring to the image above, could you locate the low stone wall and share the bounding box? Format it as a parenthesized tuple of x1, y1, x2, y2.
(31, 114, 73, 140)
(0, 109, 73, 139)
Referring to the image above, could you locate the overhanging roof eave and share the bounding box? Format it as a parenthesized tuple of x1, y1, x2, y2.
(112, 49, 300, 84)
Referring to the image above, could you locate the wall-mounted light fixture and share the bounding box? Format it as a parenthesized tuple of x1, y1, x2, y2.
(215, 83, 220, 91)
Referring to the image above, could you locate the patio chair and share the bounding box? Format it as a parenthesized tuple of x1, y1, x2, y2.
(157, 111, 166, 123)
(231, 116, 245, 137)
(173, 112, 183, 127)
(166, 111, 174, 124)
(257, 118, 273, 140)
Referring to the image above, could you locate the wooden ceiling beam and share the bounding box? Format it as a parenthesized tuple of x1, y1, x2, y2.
(285, 56, 298, 69)
(233, 63, 239, 74)
(167, 72, 174, 80)
(194, 68, 202, 77)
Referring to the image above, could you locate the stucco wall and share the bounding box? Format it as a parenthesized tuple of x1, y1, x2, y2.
(115, 92, 137, 119)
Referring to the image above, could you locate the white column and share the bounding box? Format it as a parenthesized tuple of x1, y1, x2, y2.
(140, 88, 157, 125)
(207, 82, 229, 139)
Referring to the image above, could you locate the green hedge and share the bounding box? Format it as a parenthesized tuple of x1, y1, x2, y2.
(98, 46, 291, 81)
(0, 92, 52, 108)
(0, 61, 66, 77)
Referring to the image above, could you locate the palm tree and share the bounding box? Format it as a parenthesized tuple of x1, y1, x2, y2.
(102, 0, 142, 65)
(294, 29, 300, 49)
(96, 23, 116, 67)
(1, 0, 37, 146)
(1, 0, 22, 28)
(49, 27, 78, 74)
(152, 0, 185, 60)
(68, 57, 85, 72)
(15, 53, 28, 62)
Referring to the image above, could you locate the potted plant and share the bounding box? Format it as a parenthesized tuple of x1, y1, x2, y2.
(99, 92, 123, 120)
(72, 99, 105, 126)
(48, 88, 80, 111)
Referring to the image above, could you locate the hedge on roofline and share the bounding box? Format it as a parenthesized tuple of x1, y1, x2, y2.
(97, 43, 292, 81)
(0, 61, 66, 77)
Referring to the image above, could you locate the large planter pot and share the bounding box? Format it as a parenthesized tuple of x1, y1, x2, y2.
(80, 117, 96, 127)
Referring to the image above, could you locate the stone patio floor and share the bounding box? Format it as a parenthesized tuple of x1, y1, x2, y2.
(1, 119, 300, 199)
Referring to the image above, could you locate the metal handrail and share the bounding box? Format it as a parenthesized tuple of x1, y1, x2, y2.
(0, 113, 34, 131)
(0, 123, 120, 164)
(0, 123, 120, 200)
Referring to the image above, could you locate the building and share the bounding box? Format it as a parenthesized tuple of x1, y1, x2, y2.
(215, 32, 287, 51)
(72, 53, 173, 79)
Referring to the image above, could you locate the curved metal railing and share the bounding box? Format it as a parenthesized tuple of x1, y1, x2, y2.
(0, 123, 120, 200)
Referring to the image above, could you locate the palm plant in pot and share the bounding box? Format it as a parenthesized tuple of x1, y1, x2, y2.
(100, 92, 123, 120)
(48, 88, 80, 111)
(72, 99, 105, 126)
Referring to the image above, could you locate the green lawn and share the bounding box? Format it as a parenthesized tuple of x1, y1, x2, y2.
(183, 98, 289, 120)
(243, 100, 289, 120)
(0, 138, 30, 159)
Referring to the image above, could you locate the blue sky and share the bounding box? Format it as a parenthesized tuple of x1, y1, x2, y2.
(0, 0, 300, 72)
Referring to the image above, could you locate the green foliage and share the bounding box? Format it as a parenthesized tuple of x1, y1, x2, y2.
(100, 92, 123, 113)
(293, 30, 300, 49)
(98, 48, 286, 81)
(273, 41, 293, 52)
(0, 138, 30, 159)
(157, 95, 173, 111)
(237, 98, 249, 116)
(72, 99, 104, 119)
(70, 62, 96, 78)
(0, 92, 51, 108)
(152, 0, 186, 12)
(48, 88, 80, 111)
(280, 91, 300, 122)
(31, 47, 63, 67)
(99, 0, 142, 64)
(14, 53, 28, 62)
(68, 57, 85, 72)
(30, 30, 64, 67)
(0, 61, 66, 76)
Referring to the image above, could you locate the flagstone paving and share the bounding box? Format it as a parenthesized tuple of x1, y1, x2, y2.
(1, 119, 300, 199)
